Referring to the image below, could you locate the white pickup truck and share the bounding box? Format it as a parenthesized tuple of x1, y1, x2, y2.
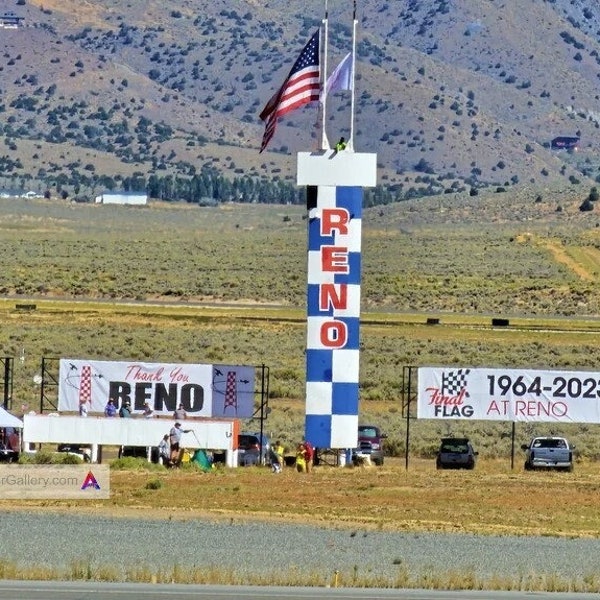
(521, 436, 574, 472)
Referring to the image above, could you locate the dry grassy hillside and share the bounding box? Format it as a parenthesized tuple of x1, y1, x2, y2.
(2, 0, 600, 198)
(1, 189, 600, 459)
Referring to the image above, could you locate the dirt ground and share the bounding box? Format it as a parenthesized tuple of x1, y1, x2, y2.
(2, 457, 599, 538)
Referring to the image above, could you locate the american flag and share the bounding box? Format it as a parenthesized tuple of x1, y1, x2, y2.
(259, 30, 320, 152)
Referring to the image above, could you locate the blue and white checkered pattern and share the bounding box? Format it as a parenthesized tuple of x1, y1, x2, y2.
(305, 186, 362, 449)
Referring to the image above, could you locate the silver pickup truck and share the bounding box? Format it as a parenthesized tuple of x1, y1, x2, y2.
(521, 436, 574, 472)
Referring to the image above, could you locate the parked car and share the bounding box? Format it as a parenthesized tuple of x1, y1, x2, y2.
(436, 437, 478, 470)
(353, 425, 387, 466)
(57, 444, 91, 463)
(237, 433, 271, 466)
(0, 447, 18, 463)
(118, 445, 160, 463)
(521, 436, 574, 472)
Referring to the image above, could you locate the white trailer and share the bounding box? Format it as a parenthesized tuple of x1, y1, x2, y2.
(23, 414, 239, 467)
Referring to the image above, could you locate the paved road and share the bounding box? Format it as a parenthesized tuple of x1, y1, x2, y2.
(0, 582, 598, 600)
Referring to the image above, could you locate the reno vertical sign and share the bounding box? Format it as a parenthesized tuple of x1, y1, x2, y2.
(305, 186, 362, 449)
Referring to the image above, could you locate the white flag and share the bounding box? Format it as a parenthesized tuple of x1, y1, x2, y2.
(322, 52, 353, 99)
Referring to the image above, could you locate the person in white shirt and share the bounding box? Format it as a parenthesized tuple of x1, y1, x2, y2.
(158, 434, 170, 466)
(169, 422, 191, 466)
(79, 401, 89, 417)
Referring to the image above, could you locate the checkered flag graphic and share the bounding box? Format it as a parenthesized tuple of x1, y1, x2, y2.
(441, 368, 471, 397)
(223, 371, 238, 412)
(79, 365, 92, 404)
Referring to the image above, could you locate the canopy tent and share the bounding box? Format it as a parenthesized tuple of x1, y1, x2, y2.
(0, 406, 23, 429)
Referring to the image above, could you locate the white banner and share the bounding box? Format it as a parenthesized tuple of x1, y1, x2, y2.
(418, 367, 600, 423)
(24, 414, 236, 452)
(58, 359, 255, 418)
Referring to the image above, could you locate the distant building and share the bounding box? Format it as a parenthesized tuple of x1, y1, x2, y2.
(22, 190, 43, 199)
(0, 12, 24, 28)
(94, 191, 148, 206)
(551, 136, 580, 151)
(0, 189, 21, 198)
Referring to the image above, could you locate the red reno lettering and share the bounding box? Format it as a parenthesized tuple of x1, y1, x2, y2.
(318, 208, 350, 349)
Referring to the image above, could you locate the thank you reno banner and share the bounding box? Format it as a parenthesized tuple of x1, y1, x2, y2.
(58, 359, 255, 417)
(418, 367, 600, 423)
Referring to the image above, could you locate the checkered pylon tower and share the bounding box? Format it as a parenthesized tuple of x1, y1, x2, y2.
(297, 146, 376, 451)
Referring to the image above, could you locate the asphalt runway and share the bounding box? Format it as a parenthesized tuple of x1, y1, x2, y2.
(0, 582, 598, 600)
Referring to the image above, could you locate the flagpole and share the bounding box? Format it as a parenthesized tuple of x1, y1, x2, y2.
(321, 0, 330, 149)
(348, 0, 357, 151)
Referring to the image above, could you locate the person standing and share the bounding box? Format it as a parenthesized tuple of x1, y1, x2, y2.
(303, 439, 314, 473)
(104, 399, 117, 417)
(269, 445, 282, 473)
(158, 434, 170, 466)
(295, 442, 306, 473)
(173, 403, 187, 420)
(169, 422, 191, 466)
(143, 402, 154, 418)
(79, 400, 89, 417)
(119, 401, 132, 418)
(274, 440, 285, 471)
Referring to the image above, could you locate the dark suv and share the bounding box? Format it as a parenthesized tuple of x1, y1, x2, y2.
(237, 433, 271, 466)
(0, 447, 18, 463)
(436, 437, 478, 470)
(118, 445, 160, 463)
(353, 425, 386, 466)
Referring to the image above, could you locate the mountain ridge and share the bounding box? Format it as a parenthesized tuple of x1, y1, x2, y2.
(1, 0, 600, 199)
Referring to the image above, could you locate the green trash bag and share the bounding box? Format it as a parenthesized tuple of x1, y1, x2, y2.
(191, 449, 212, 471)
